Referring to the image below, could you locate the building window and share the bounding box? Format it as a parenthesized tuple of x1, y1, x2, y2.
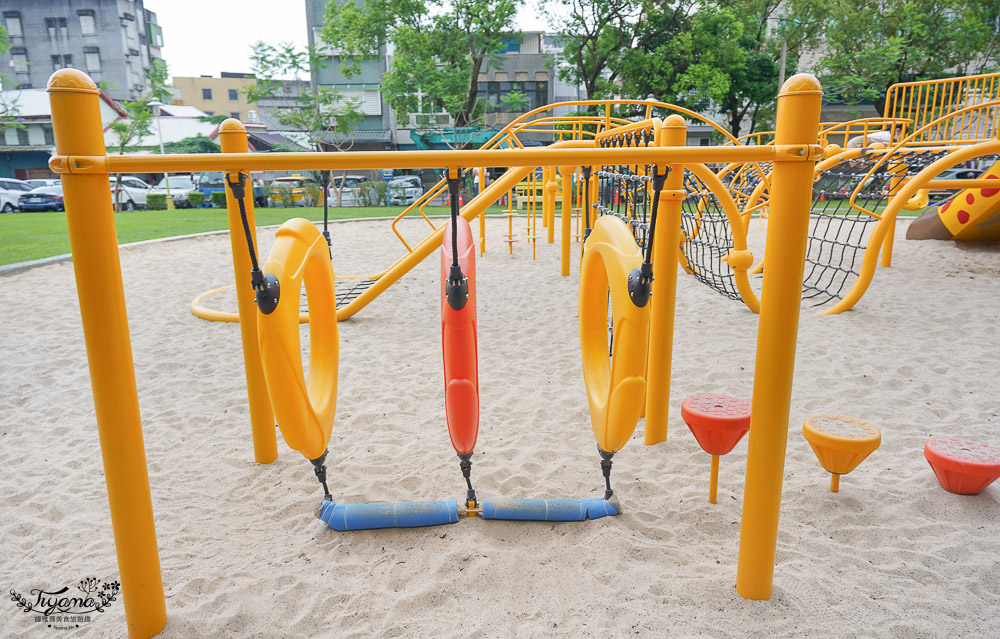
(3, 13, 22, 37)
(46, 17, 69, 38)
(230, 112, 241, 120)
(480, 80, 548, 112)
(202, 88, 213, 100)
(12, 51, 28, 73)
(17, 128, 29, 146)
(85, 49, 101, 72)
(43, 126, 55, 146)
(205, 111, 214, 116)
(228, 89, 238, 100)
(80, 13, 96, 35)
(52, 54, 74, 70)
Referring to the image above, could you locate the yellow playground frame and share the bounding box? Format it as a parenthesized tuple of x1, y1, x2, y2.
(49, 67, 828, 637)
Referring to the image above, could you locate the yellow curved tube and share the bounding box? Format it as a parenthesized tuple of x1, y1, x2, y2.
(579, 215, 650, 453)
(257, 218, 339, 461)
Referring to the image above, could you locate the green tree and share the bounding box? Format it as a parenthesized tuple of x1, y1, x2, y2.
(613, 0, 829, 136)
(146, 58, 174, 103)
(321, 0, 523, 147)
(0, 24, 22, 132)
(818, 0, 1000, 114)
(547, 0, 650, 104)
(245, 42, 364, 205)
(107, 99, 153, 211)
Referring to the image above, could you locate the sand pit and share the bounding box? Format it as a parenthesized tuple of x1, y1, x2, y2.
(1, 216, 998, 637)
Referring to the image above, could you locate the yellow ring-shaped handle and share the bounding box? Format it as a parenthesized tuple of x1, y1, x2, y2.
(579, 215, 650, 453)
(257, 218, 339, 461)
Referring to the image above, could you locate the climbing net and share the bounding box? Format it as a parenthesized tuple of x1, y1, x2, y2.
(801, 148, 976, 305)
(593, 129, 656, 252)
(679, 170, 744, 301)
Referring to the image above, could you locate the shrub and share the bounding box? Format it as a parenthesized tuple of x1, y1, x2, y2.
(147, 193, 167, 210)
(187, 192, 205, 208)
(304, 183, 324, 207)
(211, 191, 227, 208)
(360, 181, 389, 207)
(372, 180, 388, 206)
(272, 182, 294, 208)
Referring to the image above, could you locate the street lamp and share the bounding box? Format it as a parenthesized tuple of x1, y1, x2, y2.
(147, 98, 174, 210)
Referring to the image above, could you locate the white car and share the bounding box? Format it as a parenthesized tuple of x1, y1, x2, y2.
(110, 176, 154, 211)
(0, 177, 34, 213)
(388, 175, 424, 206)
(149, 175, 199, 209)
(24, 179, 61, 190)
(328, 175, 371, 207)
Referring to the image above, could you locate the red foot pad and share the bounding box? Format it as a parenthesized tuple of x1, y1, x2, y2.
(924, 437, 1000, 496)
(681, 395, 751, 456)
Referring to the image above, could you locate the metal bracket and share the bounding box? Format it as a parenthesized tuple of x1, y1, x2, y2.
(773, 144, 825, 161)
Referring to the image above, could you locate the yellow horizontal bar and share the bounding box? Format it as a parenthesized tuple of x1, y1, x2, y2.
(50, 144, 817, 176)
(923, 179, 999, 189)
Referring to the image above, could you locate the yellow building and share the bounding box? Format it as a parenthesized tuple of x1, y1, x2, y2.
(172, 73, 258, 122)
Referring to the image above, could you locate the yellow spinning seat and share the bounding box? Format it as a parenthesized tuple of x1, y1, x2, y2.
(257, 218, 339, 462)
(802, 414, 881, 493)
(579, 215, 650, 454)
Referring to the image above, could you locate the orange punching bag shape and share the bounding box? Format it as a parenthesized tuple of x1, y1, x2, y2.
(441, 216, 479, 455)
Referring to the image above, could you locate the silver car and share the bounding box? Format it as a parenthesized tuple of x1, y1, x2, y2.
(388, 176, 424, 206)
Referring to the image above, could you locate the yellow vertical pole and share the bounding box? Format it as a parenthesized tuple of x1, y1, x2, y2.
(559, 165, 575, 276)
(219, 120, 278, 464)
(882, 161, 908, 268)
(48, 69, 167, 638)
(545, 167, 557, 243)
(479, 167, 486, 256)
(709, 455, 720, 504)
(736, 74, 822, 600)
(644, 115, 686, 446)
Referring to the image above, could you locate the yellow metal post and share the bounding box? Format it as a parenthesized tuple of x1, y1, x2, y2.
(48, 69, 167, 638)
(219, 120, 278, 464)
(644, 115, 686, 446)
(559, 165, 575, 275)
(479, 167, 486, 256)
(736, 74, 822, 600)
(545, 167, 557, 243)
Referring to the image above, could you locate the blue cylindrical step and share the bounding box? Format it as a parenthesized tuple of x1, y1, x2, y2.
(316, 500, 459, 531)
(480, 497, 620, 521)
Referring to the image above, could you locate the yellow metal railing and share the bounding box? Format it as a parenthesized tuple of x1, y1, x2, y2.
(884, 71, 1000, 144)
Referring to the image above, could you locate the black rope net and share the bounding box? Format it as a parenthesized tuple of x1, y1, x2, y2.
(679, 170, 744, 300)
(593, 128, 655, 252)
(800, 148, 975, 305)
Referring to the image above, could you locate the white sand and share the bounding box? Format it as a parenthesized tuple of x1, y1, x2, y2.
(1, 216, 998, 638)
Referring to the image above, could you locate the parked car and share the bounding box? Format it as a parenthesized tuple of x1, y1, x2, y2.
(24, 178, 61, 190)
(19, 184, 65, 212)
(149, 174, 199, 208)
(328, 174, 371, 207)
(388, 175, 424, 206)
(109, 176, 153, 210)
(928, 167, 979, 199)
(270, 174, 319, 207)
(0, 177, 34, 213)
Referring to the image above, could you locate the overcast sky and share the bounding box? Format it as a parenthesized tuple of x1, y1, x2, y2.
(153, 1, 551, 79)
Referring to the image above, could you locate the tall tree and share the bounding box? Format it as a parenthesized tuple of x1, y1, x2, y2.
(107, 99, 153, 212)
(613, 0, 830, 136)
(321, 0, 523, 147)
(146, 59, 174, 104)
(547, 0, 652, 104)
(0, 24, 22, 132)
(245, 42, 364, 205)
(818, 0, 1000, 114)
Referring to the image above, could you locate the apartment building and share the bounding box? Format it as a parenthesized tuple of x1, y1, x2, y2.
(172, 73, 259, 122)
(1, 0, 163, 101)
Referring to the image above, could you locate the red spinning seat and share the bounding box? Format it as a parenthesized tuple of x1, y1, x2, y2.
(681, 394, 751, 504)
(924, 437, 1000, 496)
(681, 394, 752, 456)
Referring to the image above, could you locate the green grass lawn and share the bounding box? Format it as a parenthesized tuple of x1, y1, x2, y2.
(0, 205, 507, 266)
